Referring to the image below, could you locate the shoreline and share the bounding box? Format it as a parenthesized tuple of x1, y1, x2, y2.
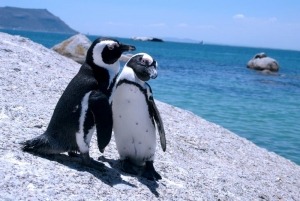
(0, 32, 299, 200)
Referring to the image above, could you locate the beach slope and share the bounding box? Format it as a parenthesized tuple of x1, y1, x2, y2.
(0, 32, 299, 200)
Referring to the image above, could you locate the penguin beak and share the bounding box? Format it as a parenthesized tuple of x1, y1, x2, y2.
(149, 68, 157, 79)
(120, 44, 136, 52)
(149, 67, 158, 79)
(149, 60, 158, 79)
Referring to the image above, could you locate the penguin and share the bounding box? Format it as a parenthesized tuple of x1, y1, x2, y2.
(21, 38, 136, 170)
(111, 53, 166, 180)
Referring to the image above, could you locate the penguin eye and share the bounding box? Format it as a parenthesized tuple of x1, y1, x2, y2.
(107, 45, 114, 50)
(138, 58, 148, 66)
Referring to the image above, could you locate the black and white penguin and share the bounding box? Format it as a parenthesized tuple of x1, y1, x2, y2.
(21, 38, 135, 170)
(111, 53, 166, 180)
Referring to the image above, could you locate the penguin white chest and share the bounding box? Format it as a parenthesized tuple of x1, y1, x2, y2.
(112, 83, 156, 166)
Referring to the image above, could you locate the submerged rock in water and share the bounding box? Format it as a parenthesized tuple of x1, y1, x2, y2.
(247, 52, 279, 72)
(132, 36, 164, 42)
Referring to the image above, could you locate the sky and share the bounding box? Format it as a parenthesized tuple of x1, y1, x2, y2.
(1, 0, 300, 50)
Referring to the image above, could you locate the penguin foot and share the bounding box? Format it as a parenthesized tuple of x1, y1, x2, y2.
(141, 161, 162, 181)
(81, 152, 105, 171)
(121, 158, 138, 175)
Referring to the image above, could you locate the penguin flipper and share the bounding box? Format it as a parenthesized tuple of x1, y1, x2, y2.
(149, 96, 166, 152)
(89, 90, 113, 152)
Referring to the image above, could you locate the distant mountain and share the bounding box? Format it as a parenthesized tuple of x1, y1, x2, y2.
(0, 6, 77, 34)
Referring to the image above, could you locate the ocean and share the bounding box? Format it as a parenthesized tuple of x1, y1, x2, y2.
(2, 29, 300, 165)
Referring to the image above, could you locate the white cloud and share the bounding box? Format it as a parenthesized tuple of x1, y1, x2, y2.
(177, 23, 188, 27)
(233, 14, 245, 19)
(233, 14, 278, 24)
(105, 21, 134, 26)
(148, 23, 166, 27)
(268, 17, 277, 23)
(196, 25, 216, 30)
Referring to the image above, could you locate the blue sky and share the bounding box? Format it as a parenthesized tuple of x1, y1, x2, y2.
(1, 0, 300, 50)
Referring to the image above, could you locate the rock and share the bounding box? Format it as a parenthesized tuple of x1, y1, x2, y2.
(52, 33, 91, 64)
(1, 32, 299, 200)
(119, 54, 133, 62)
(52, 34, 133, 64)
(132, 36, 164, 42)
(247, 52, 279, 72)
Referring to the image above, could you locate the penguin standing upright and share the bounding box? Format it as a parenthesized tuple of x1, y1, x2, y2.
(111, 53, 166, 180)
(21, 38, 135, 170)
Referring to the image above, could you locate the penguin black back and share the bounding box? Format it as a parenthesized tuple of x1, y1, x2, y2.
(21, 38, 136, 170)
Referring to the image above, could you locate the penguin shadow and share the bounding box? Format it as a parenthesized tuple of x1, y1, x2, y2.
(137, 175, 160, 197)
(98, 156, 160, 197)
(31, 153, 136, 188)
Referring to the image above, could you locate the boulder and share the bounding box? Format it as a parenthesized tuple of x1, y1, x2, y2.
(52, 34, 133, 64)
(120, 54, 133, 62)
(247, 52, 279, 72)
(1, 32, 299, 200)
(52, 34, 92, 64)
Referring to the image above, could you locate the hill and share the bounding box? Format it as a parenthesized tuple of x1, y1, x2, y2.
(0, 32, 299, 200)
(0, 6, 77, 34)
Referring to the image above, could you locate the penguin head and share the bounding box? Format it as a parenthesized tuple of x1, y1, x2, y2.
(126, 53, 158, 81)
(86, 38, 136, 69)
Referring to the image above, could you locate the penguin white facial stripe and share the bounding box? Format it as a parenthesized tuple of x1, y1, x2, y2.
(101, 40, 118, 46)
(92, 43, 120, 86)
(76, 91, 92, 153)
(107, 42, 119, 50)
(141, 54, 153, 66)
(92, 43, 110, 66)
(92, 42, 120, 69)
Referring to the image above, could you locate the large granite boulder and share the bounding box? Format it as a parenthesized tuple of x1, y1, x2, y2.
(52, 34, 91, 64)
(1, 32, 300, 200)
(247, 52, 279, 72)
(52, 34, 132, 64)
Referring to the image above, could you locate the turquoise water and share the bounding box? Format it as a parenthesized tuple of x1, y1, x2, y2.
(2, 29, 300, 165)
